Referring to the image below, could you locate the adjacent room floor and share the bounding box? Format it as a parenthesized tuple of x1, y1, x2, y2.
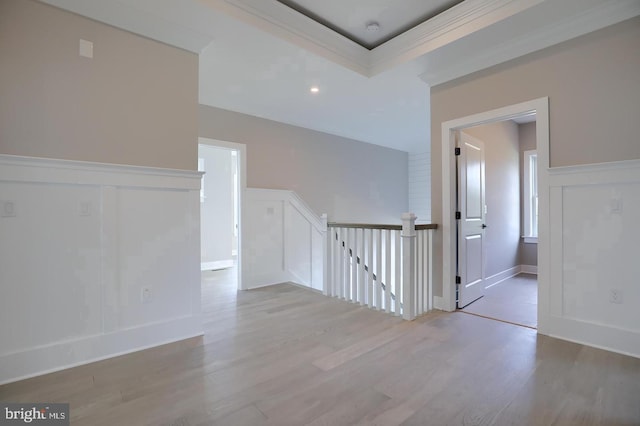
(462, 273, 537, 329)
(1, 271, 638, 425)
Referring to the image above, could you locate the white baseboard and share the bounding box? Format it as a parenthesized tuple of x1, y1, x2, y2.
(201, 260, 234, 271)
(484, 266, 521, 289)
(520, 264, 538, 274)
(0, 315, 203, 385)
(433, 296, 446, 311)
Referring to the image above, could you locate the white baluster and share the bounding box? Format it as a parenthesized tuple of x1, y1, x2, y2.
(385, 229, 391, 313)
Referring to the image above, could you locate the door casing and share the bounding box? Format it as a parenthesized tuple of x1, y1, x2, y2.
(439, 97, 549, 334)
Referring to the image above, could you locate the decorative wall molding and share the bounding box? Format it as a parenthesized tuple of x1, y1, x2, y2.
(546, 158, 640, 358)
(210, 0, 545, 77)
(420, 0, 640, 86)
(243, 188, 325, 291)
(0, 154, 203, 384)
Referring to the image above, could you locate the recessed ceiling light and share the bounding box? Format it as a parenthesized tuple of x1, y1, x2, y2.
(310, 86, 319, 93)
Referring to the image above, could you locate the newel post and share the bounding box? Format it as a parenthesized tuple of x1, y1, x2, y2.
(321, 213, 329, 296)
(401, 213, 417, 320)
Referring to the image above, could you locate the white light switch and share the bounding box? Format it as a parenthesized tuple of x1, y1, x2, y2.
(610, 198, 623, 214)
(79, 39, 93, 58)
(80, 202, 91, 217)
(1, 201, 16, 217)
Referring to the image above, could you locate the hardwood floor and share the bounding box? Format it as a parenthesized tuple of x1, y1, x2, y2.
(1, 268, 639, 425)
(462, 273, 538, 329)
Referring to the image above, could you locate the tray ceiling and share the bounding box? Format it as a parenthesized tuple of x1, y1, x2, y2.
(275, 0, 464, 49)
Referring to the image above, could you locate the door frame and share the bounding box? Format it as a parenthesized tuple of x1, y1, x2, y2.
(198, 137, 247, 291)
(440, 97, 550, 334)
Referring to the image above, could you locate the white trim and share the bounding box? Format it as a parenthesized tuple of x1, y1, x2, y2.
(198, 138, 247, 291)
(546, 316, 640, 361)
(371, 0, 545, 75)
(419, 0, 640, 86)
(209, 0, 545, 77)
(523, 149, 538, 240)
(201, 260, 234, 271)
(0, 155, 203, 384)
(0, 319, 203, 385)
(210, 0, 369, 75)
(484, 266, 520, 289)
(520, 265, 538, 275)
(433, 296, 445, 311)
(243, 188, 326, 291)
(440, 97, 550, 339)
(0, 154, 202, 189)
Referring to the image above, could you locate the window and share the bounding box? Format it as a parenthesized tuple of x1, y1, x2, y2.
(523, 150, 537, 243)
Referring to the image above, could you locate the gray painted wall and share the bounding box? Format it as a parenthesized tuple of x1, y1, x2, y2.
(0, 0, 198, 170)
(430, 16, 640, 297)
(518, 122, 538, 267)
(199, 105, 409, 223)
(464, 121, 520, 278)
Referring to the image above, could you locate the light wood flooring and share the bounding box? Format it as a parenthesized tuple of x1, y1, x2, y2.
(1, 268, 639, 425)
(462, 274, 538, 329)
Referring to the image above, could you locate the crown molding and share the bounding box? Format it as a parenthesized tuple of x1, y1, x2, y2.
(419, 0, 640, 86)
(203, 0, 545, 77)
(202, 0, 371, 76)
(370, 0, 544, 75)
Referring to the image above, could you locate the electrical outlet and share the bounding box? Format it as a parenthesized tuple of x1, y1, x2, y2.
(141, 287, 153, 304)
(609, 289, 623, 304)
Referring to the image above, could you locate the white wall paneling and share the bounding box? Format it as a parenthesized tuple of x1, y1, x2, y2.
(408, 151, 431, 223)
(243, 188, 325, 291)
(0, 154, 203, 384)
(546, 159, 640, 357)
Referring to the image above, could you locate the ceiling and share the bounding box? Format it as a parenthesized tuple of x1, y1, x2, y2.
(274, 0, 464, 49)
(41, 0, 640, 152)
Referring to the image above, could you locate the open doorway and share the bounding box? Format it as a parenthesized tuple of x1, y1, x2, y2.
(198, 138, 246, 294)
(455, 116, 538, 328)
(440, 97, 550, 334)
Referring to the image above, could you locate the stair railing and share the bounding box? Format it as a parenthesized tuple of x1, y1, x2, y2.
(323, 213, 437, 320)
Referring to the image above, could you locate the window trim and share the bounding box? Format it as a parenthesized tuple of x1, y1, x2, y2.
(523, 149, 537, 243)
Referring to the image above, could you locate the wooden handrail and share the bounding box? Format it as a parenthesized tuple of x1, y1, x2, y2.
(328, 222, 438, 230)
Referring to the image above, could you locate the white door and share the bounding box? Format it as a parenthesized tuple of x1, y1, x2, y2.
(457, 131, 486, 308)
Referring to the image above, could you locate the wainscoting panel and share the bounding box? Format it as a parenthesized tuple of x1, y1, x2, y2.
(546, 159, 640, 357)
(0, 155, 203, 384)
(243, 189, 325, 290)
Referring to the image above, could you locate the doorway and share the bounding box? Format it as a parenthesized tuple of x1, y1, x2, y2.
(198, 138, 246, 292)
(440, 97, 550, 334)
(455, 117, 538, 328)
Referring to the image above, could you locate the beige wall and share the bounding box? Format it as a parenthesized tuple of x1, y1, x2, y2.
(0, 0, 198, 170)
(464, 121, 520, 278)
(518, 122, 538, 267)
(199, 105, 408, 223)
(431, 17, 640, 297)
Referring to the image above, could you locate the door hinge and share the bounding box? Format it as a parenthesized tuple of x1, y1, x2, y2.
(455, 276, 461, 285)
(454, 147, 461, 156)
(455, 211, 461, 220)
